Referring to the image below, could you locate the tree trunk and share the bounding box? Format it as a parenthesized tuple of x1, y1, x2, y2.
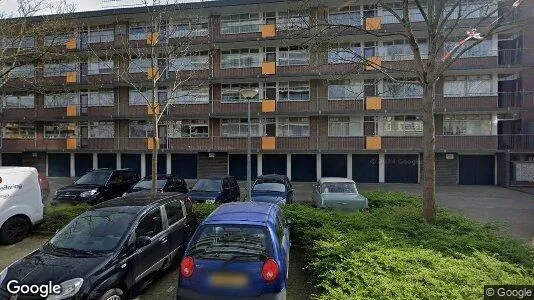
(422, 83, 436, 224)
(151, 113, 158, 196)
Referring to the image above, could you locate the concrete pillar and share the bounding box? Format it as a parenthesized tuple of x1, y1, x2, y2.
(140, 153, 146, 177)
(492, 113, 498, 135)
(92, 153, 98, 170)
(0, 153, 2, 166)
(379, 153, 385, 183)
(286, 154, 291, 180)
(418, 153, 421, 184)
(494, 154, 498, 186)
(70, 153, 75, 178)
(316, 153, 322, 180)
(166, 153, 172, 175)
(46, 154, 49, 177)
(257, 154, 263, 176)
(116, 153, 121, 169)
(347, 154, 353, 179)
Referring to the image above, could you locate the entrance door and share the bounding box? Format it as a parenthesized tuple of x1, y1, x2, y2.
(459, 155, 495, 185)
(80, 93, 89, 116)
(80, 125, 89, 148)
(385, 154, 419, 183)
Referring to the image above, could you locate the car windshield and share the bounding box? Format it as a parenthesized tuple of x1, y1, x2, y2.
(132, 179, 167, 190)
(253, 182, 286, 193)
(192, 179, 222, 192)
(189, 225, 272, 261)
(47, 210, 137, 253)
(321, 182, 357, 194)
(74, 171, 111, 186)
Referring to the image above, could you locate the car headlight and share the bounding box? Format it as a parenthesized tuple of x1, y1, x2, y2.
(47, 278, 83, 300)
(0, 267, 7, 285)
(205, 198, 216, 204)
(79, 189, 98, 198)
(279, 198, 287, 205)
(53, 190, 59, 197)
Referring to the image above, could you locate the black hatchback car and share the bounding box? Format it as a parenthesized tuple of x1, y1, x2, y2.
(53, 169, 139, 205)
(0, 194, 197, 299)
(188, 176, 240, 204)
(124, 175, 189, 196)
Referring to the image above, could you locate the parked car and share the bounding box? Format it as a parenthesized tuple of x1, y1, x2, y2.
(250, 174, 294, 205)
(312, 177, 369, 211)
(124, 175, 188, 196)
(53, 169, 139, 205)
(187, 176, 240, 204)
(178, 202, 290, 300)
(0, 167, 44, 245)
(0, 193, 197, 300)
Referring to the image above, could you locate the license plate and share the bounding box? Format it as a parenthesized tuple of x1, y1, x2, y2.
(210, 273, 248, 287)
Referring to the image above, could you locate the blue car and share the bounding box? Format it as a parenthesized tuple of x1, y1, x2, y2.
(250, 174, 294, 206)
(178, 202, 290, 300)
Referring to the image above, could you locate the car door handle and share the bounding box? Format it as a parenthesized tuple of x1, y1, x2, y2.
(160, 237, 168, 244)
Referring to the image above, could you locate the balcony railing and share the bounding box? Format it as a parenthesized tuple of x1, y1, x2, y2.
(498, 135, 534, 151)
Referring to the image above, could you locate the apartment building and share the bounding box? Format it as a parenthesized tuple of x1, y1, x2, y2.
(0, 0, 533, 186)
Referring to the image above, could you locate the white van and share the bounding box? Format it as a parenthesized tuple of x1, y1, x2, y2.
(0, 167, 44, 244)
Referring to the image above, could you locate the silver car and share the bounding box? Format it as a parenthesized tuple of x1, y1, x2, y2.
(312, 177, 369, 211)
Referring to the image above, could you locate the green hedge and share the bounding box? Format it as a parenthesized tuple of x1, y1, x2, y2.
(35, 203, 91, 233)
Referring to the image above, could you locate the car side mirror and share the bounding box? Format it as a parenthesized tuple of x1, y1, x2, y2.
(286, 219, 293, 227)
(223, 186, 230, 191)
(135, 236, 151, 249)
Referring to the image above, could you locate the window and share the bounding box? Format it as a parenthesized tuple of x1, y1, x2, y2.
(2, 123, 35, 139)
(221, 118, 263, 137)
(328, 117, 362, 137)
(171, 87, 209, 104)
(43, 62, 77, 77)
(2, 93, 34, 108)
(381, 115, 423, 136)
(165, 201, 185, 226)
(88, 27, 114, 43)
(277, 117, 309, 137)
(88, 59, 114, 75)
(382, 2, 424, 24)
(44, 34, 71, 46)
(328, 80, 364, 100)
(278, 10, 309, 30)
(221, 13, 261, 34)
(88, 90, 114, 106)
(329, 6, 361, 26)
(129, 88, 153, 106)
(89, 122, 114, 138)
(129, 23, 150, 40)
(445, 1, 497, 20)
(129, 58, 154, 73)
(444, 39, 493, 58)
(169, 19, 209, 37)
(1, 36, 35, 49)
(383, 80, 423, 99)
(278, 46, 309, 66)
(443, 75, 493, 97)
(44, 92, 77, 107)
(136, 209, 163, 239)
(8, 64, 35, 78)
(167, 119, 209, 138)
(129, 121, 154, 138)
(169, 52, 209, 71)
(381, 39, 427, 60)
(329, 43, 361, 64)
(278, 81, 309, 101)
(221, 48, 261, 69)
(44, 123, 77, 139)
(443, 114, 493, 136)
(221, 83, 260, 102)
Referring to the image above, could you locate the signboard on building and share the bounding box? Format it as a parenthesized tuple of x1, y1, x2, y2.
(514, 162, 534, 182)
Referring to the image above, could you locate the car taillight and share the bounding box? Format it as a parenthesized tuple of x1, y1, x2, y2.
(181, 256, 195, 278)
(262, 259, 279, 282)
(186, 196, 195, 213)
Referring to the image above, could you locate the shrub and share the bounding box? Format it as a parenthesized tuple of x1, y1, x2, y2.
(35, 203, 90, 233)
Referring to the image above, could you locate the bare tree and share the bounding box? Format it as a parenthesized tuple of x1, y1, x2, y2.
(288, 0, 530, 223)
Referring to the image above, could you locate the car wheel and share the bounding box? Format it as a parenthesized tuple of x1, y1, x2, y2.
(0, 216, 31, 245)
(99, 288, 125, 300)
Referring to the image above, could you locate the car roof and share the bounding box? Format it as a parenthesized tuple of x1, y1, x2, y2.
(319, 177, 356, 183)
(140, 174, 177, 180)
(90, 193, 184, 213)
(204, 202, 278, 226)
(257, 174, 287, 180)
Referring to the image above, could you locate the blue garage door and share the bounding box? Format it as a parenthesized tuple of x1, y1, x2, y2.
(262, 154, 287, 176)
(352, 154, 379, 183)
(291, 154, 316, 182)
(1, 153, 22, 166)
(48, 153, 70, 177)
(146, 154, 167, 175)
(97, 153, 116, 169)
(322, 154, 347, 178)
(75, 153, 93, 177)
(385, 154, 418, 183)
(171, 154, 197, 179)
(459, 155, 495, 185)
(229, 154, 257, 181)
(121, 154, 141, 176)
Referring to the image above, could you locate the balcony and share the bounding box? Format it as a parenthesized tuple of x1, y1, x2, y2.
(499, 135, 534, 151)
(437, 136, 498, 151)
(35, 105, 117, 120)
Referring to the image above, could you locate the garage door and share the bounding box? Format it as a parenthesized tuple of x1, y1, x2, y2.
(459, 155, 495, 185)
(1, 153, 22, 166)
(98, 154, 116, 169)
(322, 154, 347, 178)
(291, 154, 316, 182)
(171, 154, 197, 179)
(262, 154, 287, 176)
(229, 154, 257, 181)
(352, 154, 379, 183)
(121, 154, 141, 176)
(48, 153, 70, 177)
(385, 154, 419, 183)
(75, 153, 93, 177)
(146, 154, 167, 175)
